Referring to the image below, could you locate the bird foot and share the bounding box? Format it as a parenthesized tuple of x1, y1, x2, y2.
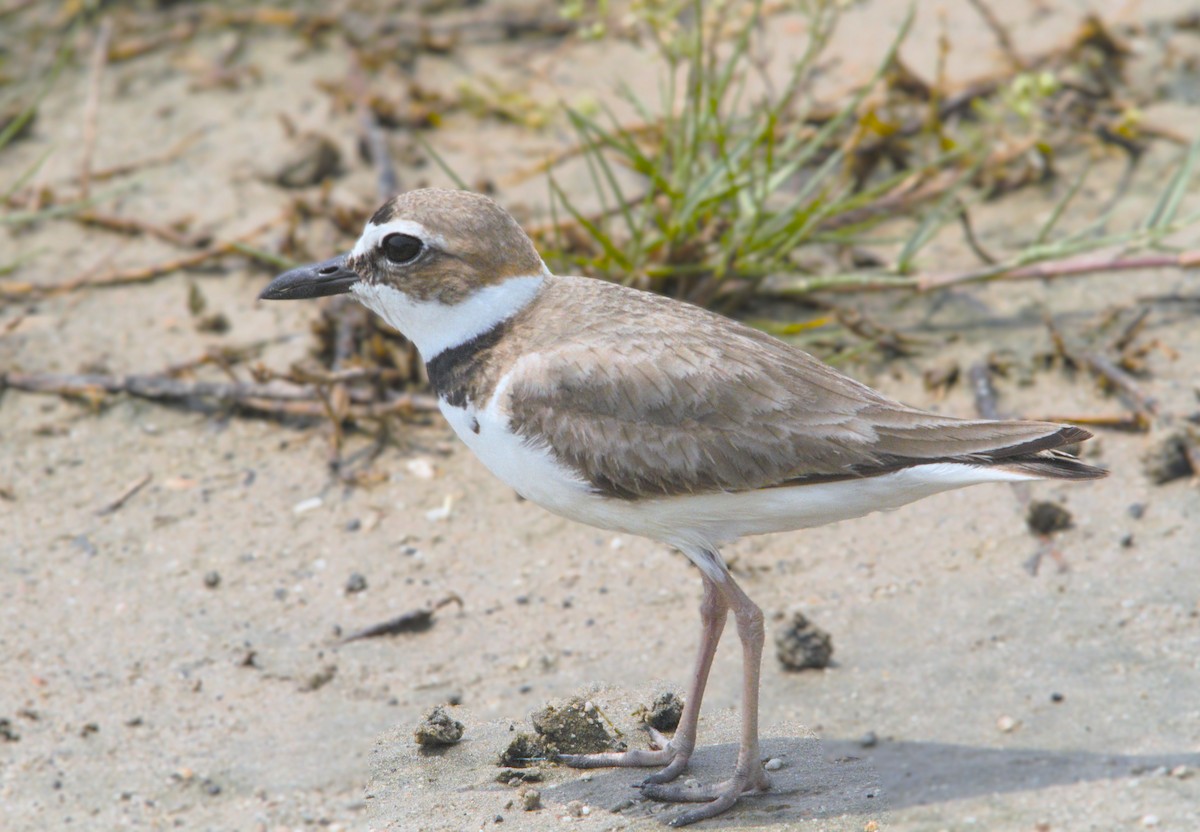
(638, 767, 771, 827)
(557, 726, 691, 782)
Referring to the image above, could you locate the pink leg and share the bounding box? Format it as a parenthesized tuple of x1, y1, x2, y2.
(558, 574, 728, 780)
(641, 559, 771, 826)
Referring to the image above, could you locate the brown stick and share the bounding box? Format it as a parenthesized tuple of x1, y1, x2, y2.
(51, 215, 284, 295)
(79, 19, 114, 201)
(340, 595, 463, 643)
(1, 371, 440, 418)
(965, 0, 1027, 71)
(75, 211, 201, 248)
(1081, 351, 1159, 417)
(96, 473, 152, 516)
(87, 130, 204, 184)
(1029, 412, 1149, 431)
(917, 249, 1200, 292)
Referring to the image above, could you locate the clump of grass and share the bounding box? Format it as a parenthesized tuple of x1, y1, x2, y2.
(544, 0, 918, 310)
(534, 0, 1199, 314)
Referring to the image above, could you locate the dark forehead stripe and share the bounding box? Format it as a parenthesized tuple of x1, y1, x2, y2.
(425, 317, 513, 409)
(369, 198, 399, 226)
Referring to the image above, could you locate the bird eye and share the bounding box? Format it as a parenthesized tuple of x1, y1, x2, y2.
(381, 233, 423, 265)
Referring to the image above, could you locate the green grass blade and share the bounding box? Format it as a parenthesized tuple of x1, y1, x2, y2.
(1142, 138, 1199, 233)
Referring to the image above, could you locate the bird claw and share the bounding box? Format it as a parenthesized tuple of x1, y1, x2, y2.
(641, 770, 771, 827)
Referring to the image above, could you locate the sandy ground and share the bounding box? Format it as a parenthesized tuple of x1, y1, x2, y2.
(2, 1, 1199, 830)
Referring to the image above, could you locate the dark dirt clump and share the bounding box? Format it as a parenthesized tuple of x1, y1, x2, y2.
(775, 610, 834, 671)
(413, 705, 464, 747)
(530, 696, 625, 755)
(1027, 500, 1074, 535)
(1142, 431, 1198, 484)
(498, 732, 549, 768)
(634, 691, 684, 733)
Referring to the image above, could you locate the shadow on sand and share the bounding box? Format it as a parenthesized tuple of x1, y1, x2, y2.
(544, 735, 1200, 825)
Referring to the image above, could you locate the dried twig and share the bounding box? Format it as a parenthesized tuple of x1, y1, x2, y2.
(918, 249, 1200, 292)
(965, 0, 1027, 71)
(79, 19, 113, 201)
(87, 130, 204, 184)
(349, 52, 399, 202)
(340, 595, 463, 643)
(75, 211, 201, 248)
(1, 371, 440, 421)
(96, 473, 152, 516)
(53, 213, 285, 295)
(1030, 412, 1148, 431)
(1081, 351, 1158, 417)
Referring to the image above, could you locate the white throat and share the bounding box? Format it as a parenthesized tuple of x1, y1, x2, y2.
(351, 274, 544, 360)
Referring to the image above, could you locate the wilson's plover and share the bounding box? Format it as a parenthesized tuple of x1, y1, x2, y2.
(261, 188, 1105, 825)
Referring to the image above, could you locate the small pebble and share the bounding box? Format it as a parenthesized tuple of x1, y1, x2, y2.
(292, 496, 322, 515)
(405, 458, 437, 479)
(1050, 692, 1064, 703)
(858, 731, 879, 748)
(344, 572, 368, 594)
(344, 518, 362, 532)
(1128, 503, 1146, 519)
(1141, 814, 1159, 828)
(1170, 765, 1192, 779)
(203, 571, 221, 589)
(764, 757, 784, 771)
(520, 788, 541, 811)
(565, 800, 586, 818)
(996, 715, 1019, 733)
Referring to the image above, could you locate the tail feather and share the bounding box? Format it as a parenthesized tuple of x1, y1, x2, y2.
(975, 424, 1106, 481)
(994, 449, 1108, 481)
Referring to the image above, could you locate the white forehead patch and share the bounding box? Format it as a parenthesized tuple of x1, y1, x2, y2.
(349, 219, 447, 260)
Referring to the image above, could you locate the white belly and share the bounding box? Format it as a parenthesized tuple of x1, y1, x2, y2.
(435, 394, 1033, 556)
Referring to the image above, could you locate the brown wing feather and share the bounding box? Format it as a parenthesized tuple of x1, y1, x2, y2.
(502, 277, 1102, 499)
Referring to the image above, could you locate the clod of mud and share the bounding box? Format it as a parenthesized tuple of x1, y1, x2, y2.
(498, 732, 549, 768)
(520, 787, 542, 811)
(496, 767, 544, 785)
(497, 696, 625, 767)
(633, 691, 684, 733)
(1026, 500, 1074, 535)
(775, 610, 834, 671)
(413, 705, 464, 748)
(1142, 430, 1198, 484)
(531, 696, 625, 756)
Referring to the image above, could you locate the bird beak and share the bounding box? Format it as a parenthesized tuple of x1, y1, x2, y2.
(259, 254, 359, 300)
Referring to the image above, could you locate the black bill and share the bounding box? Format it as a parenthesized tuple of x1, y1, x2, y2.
(259, 255, 359, 300)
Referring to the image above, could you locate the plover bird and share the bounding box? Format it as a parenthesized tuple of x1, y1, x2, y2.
(261, 188, 1105, 825)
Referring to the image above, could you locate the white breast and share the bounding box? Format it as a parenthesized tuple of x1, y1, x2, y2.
(437, 375, 597, 521)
